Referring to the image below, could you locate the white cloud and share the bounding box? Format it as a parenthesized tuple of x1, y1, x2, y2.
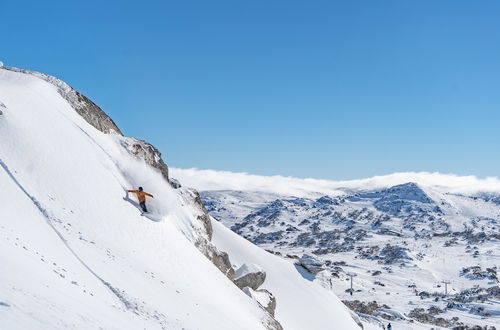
(171, 168, 500, 197)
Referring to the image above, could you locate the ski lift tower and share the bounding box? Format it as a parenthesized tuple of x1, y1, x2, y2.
(347, 272, 357, 295)
(442, 280, 451, 296)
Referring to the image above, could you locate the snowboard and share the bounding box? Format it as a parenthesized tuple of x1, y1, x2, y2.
(141, 212, 162, 222)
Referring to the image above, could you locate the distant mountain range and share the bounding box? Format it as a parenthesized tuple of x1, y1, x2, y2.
(172, 168, 500, 329)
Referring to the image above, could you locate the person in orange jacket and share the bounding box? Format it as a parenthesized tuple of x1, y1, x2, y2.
(127, 187, 154, 213)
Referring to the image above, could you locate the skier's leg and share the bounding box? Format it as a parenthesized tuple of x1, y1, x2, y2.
(140, 202, 147, 213)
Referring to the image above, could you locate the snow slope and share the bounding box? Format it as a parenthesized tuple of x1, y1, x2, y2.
(0, 67, 359, 329)
(212, 220, 359, 330)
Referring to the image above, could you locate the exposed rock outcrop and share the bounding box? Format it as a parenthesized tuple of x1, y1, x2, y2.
(258, 289, 277, 316)
(235, 271, 267, 290)
(244, 286, 282, 330)
(237, 265, 282, 328)
(234, 264, 266, 290)
(261, 314, 284, 330)
(298, 254, 325, 274)
(243, 287, 282, 330)
(195, 238, 235, 280)
(119, 137, 174, 186)
(191, 190, 213, 239)
(243, 287, 277, 316)
(254, 291, 282, 330)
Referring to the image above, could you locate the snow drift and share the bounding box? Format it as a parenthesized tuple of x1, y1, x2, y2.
(0, 66, 359, 329)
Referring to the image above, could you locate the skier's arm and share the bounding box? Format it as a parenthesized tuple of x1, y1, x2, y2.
(128, 190, 137, 193)
(145, 192, 154, 198)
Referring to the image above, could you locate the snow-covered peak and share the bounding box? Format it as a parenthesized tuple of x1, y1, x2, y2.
(360, 182, 434, 204)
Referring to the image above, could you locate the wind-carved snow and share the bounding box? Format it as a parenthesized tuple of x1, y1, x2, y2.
(0, 67, 360, 330)
(172, 168, 500, 329)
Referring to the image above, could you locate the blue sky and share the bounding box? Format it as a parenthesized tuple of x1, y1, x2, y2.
(2, 0, 499, 180)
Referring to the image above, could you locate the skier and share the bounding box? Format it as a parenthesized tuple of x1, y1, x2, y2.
(127, 187, 154, 213)
(387, 323, 392, 330)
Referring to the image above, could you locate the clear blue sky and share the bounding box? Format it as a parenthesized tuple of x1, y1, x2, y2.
(2, 0, 499, 180)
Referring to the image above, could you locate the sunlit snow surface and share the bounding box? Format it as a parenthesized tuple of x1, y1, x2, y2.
(172, 170, 500, 329)
(0, 68, 360, 329)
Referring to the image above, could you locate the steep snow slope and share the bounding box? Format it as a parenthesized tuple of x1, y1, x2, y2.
(212, 220, 359, 330)
(0, 67, 270, 329)
(0, 67, 360, 330)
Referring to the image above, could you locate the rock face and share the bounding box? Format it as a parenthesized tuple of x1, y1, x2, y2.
(119, 137, 174, 186)
(257, 289, 277, 316)
(262, 314, 284, 330)
(191, 190, 213, 239)
(5, 66, 122, 135)
(298, 254, 325, 274)
(234, 264, 267, 290)
(242, 287, 282, 329)
(195, 238, 235, 280)
(243, 287, 277, 316)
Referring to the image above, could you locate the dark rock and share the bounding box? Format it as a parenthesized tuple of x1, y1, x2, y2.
(120, 137, 172, 186)
(297, 254, 325, 274)
(243, 288, 277, 316)
(196, 239, 234, 280)
(190, 190, 213, 240)
(342, 300, 382, 315)
(234, 272, 266, 290)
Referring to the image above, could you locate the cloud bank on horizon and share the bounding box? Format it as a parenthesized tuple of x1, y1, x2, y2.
(170, 168, 500, 198)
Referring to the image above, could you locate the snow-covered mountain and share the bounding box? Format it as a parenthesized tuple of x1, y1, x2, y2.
(0, 65, 360, 330)
(172, 168, 500, 329)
